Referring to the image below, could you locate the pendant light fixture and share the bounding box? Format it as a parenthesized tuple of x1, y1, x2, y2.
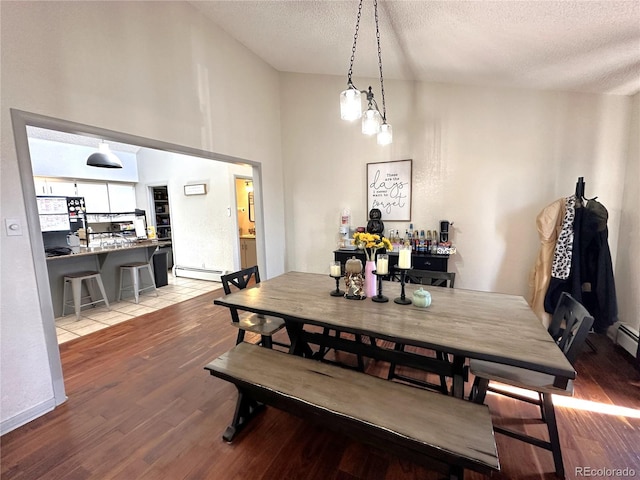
(86, 141, 123, 168)
(339, 0, 392, 145)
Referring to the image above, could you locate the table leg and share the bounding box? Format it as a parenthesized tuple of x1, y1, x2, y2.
(451, 356, 467, 399)
(285, 321, 314, 358)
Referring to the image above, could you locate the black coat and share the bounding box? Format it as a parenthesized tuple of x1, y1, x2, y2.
(544, 200, 617, 332)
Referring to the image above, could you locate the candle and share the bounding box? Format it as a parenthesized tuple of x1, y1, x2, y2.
(330, 262, 342, 277)
(398, 247, 411, 269)
(376, 254, 389, 275)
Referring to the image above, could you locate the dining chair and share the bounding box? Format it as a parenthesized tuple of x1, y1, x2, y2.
(387, 270, 456, 394)
(220, 266, 289, 349)
(468, 292, 594, 479)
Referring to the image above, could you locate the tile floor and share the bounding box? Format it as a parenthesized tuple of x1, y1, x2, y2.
(55, 272, 222, 344)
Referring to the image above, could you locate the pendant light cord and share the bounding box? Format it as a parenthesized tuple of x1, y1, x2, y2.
(374, 0, 387, 122)
(346, 0, 364, 87)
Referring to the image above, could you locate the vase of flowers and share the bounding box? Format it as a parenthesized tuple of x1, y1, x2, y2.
(352, 232, 393, 298)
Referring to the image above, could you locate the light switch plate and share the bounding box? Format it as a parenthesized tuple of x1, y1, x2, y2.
(5, 218, 23, 236)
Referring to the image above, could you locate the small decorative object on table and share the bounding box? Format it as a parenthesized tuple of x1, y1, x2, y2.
(329, 261, 344, 297)
(352, 232, 393, 299)
(394, 244, 412, 305)
(412, 287, 431, 308)
(344, 257, 365, 300)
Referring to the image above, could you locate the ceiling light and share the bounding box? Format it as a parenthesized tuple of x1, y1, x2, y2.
(87, 141, 123, 168)
(245, 181, 254, 192)
(339, 0, 392, 145)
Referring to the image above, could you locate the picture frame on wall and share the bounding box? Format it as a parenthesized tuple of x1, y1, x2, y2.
(366, 159, 412, 221)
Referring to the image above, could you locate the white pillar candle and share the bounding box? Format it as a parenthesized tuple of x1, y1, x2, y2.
(330, 264, 342, 277)
(398, 247, 411, 269)
(376, 256, 389, 275)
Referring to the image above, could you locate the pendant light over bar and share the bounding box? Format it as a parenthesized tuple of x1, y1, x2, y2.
(86, 141, 123, 168)
(339, 0, 392, 145)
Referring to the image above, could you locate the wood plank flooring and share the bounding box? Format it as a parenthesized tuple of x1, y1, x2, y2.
(2, 289, 639, 480)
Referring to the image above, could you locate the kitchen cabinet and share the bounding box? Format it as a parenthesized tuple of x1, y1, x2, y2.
(108, 184, 136, 212)
(34, 177, 76, 196)
(76, 182, 110, 213)
(240, 237, 257, 268)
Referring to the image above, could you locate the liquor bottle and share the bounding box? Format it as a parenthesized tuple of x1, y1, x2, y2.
(431, 229, 439, 254)
(419, 230, 425, 253)
(426, 230, 432, 250)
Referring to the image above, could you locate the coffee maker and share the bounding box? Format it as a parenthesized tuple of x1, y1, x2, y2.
(440, 220, 452, 244)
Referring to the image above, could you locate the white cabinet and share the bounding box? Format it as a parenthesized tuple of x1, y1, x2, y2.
(108, 184, 137, 212)
(34, 177, 76, 196)
(76, 182, 110, 213)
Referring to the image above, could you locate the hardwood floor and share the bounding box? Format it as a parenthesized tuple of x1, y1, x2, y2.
(2, 290, 639, 480)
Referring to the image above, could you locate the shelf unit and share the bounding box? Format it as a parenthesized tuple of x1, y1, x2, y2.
(152, 186, 171, 240)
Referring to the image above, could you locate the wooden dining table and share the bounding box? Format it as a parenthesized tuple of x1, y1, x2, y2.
(214, 271, 575, 399)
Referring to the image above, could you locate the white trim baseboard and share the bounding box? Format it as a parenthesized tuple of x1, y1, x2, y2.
(0, 397, 59, 436)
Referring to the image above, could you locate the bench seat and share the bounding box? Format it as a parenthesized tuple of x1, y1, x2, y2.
(205, 343, 499, 480)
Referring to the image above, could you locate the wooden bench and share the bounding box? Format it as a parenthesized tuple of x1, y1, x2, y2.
(205, 343, 499, 480)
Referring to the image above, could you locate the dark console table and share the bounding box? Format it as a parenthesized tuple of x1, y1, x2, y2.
(333, 249, 449, 277)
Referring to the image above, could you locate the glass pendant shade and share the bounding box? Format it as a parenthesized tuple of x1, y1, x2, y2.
(340, 88, 362, 121)
(377, 123, 393, 145)
(362, 108, 382, 135)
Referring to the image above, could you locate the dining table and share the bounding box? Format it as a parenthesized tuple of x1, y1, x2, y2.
(213, 271, 575, 399)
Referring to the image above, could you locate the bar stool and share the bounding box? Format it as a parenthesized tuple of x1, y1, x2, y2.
(62, 271, 110, 320)
(117, 262, 158, 304)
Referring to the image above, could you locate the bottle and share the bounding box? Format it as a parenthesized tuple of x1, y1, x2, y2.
(408, 223, 414, 239)
(426, 230, 432, 250)
(419, 230, 425, 253)
(431, 230, 439, 254)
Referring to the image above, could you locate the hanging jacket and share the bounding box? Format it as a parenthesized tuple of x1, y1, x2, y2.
(528, 198, 565, 328)
(579, 200, 618, 332)
(544, 198, 618, 332)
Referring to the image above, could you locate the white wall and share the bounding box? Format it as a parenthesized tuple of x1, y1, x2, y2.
(135, 149, 252, 273)
(281, 73, 631, 298)
(615, 93, 640, 334)
(29, 138, 138, 182)
(1, 1, 284, 434)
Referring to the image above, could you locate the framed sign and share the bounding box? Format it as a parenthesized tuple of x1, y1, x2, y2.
(367, 159, 412, 221)
(184, 183, 207, 196)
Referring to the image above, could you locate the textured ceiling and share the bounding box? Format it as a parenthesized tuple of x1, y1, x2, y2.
(191, 0, 640, 95)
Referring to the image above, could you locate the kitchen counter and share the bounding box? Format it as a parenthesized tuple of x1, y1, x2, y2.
(45, 240, 172, 318)
(47, 239, 171, 263)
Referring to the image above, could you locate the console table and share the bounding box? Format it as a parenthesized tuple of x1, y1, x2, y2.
(333, 249, 449, 275)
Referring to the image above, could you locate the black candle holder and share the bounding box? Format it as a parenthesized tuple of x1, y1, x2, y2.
(371, 270, 388, 303)
(394, 268, 412, 305)
(330, 274, 344, 297)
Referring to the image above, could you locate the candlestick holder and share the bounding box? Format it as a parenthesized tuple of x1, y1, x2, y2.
(394, 268, 412, 305)
(329, 274, 344, 297)
(371, 270, 388, 303)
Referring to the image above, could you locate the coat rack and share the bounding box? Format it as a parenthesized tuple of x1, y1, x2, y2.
(575, 176, 585, 200)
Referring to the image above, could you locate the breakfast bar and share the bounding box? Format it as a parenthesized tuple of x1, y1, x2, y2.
(46, 240, 171, 317)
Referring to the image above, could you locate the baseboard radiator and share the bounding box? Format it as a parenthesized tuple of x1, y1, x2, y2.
(617, 324, 639, 358)
(173, 265, 226, 282)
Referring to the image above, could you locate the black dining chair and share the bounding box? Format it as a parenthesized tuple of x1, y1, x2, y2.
(469, 292, 594, 479)
(387, 270, 456, 394)
(220, 266, 289, 349)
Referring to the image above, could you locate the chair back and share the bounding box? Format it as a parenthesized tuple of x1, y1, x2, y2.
(549, 292, 594, 364)
(406, 269, 455, 288)
(220, 266, 261, 323)
(221, 266, 261, 295)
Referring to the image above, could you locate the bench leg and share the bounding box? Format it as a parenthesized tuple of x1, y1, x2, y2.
(223, 389, 265, 442)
